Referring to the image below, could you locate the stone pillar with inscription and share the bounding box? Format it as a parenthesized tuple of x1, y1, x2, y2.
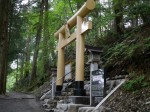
(85, 45, 103, 105)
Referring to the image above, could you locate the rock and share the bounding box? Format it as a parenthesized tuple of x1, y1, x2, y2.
(56, 103, 68, 111)
(67, 104, 89, 112)
(45, 109, 54, 112)
(58, 100, 64, 103)
(33, 81, 51, 98)
(78, 107, 95, 112)
(95, 106, 111, 112)
(43, 103, 50, 108)
(44, 99, 50, 103)
(145, 101, 150, 105)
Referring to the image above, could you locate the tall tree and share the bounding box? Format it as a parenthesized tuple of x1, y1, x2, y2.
(25, 37, 31, 78)
(113, 0, 123, 35)
(20, 53, 24, 80)
(30, 0, 44, 83)
(0, 0, 9, 94)
(42, 0, 50, 74)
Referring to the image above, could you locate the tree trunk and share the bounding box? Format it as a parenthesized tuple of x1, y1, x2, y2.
(42, 0, 49, 75)
(30, 0, 44, 84)
(16, 56, 19, 83)
(113, 0, 123, 35)
(25, 37, 30, 78)
(20, 53, 24, 80)
(0, 0, 9, 94)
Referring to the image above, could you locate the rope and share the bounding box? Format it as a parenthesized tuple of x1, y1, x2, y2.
(50, 65, 89, 86)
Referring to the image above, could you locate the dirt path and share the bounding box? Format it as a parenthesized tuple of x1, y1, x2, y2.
(0, 92, 45, 112)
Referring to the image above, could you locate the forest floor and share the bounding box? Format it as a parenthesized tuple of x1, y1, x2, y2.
(0, 92, 45, 112)
(102, 86, 150, 112)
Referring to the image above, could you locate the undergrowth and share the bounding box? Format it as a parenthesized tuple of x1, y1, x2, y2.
(123, 72, 150, 92)
(12, 73, 49, 92)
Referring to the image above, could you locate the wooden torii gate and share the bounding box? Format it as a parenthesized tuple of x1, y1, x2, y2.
(54, 0, 95, 96)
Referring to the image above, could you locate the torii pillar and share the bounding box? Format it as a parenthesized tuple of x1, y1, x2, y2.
(74, 16, 85, 95)
(54, 0, 95, 96)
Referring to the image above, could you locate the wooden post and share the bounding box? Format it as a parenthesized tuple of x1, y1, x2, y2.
(55, 33, 65, 96)
(74, 16, 86, 96)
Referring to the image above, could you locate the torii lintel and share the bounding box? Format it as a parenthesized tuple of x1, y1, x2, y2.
(54, 0, 95, 38)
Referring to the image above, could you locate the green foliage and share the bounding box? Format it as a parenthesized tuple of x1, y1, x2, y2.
(24, 61, 32, 71)
(102, 25, 150, 67)
(13, 77, 30, 92)
(12, 73, 49, 92)
(7, 0, 150, 93)
(7, 71, 17, 91)
(129, 3, 150, 24)
(86, 2, 115, 46)
(123, 73, 149, 92)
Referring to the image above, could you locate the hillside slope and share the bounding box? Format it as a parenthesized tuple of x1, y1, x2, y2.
(102, 86, 150, 112)
(99, 24, 150, 112)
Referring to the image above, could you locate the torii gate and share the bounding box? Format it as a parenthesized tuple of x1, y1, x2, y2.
(54, 0, 95, 96)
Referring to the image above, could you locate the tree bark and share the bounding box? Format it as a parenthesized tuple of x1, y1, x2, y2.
(30, 0, 44, 83)
(113, 0, 123, 35)
(42, 0, 49, 75)
(0, 0, 9, 94)
(25, 37, 30, 78)
(16, 56, 19, 83)
(20, 53, 24, 80)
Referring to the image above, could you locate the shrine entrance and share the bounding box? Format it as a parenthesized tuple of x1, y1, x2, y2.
(54, 0, 96, 96)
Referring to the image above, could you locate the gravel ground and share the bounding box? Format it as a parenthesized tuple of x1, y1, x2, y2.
(0, 92, 45, 112)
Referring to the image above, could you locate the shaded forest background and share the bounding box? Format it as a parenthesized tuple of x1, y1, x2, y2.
(0, 0, 150, 94)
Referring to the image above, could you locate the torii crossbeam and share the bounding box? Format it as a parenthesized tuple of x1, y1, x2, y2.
(54, 0, 95, 96)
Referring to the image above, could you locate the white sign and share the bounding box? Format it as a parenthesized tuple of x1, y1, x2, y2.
(65, 63, 72, 80)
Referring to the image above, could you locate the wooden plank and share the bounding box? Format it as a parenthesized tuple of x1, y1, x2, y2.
(56, 33, 65, 86)
(61, 32, 76, 48)
(81, 21, 92, 34)
(75, 16, 85, 81)
(54, 0, 95, 38)
(54, 25, 65, 39)
(65, 24, 71, 38)
(92, 79, 126, 112)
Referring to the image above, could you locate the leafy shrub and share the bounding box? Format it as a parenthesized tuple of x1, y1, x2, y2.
(129, 3, 150, 24)
(123, 73, 149, 92)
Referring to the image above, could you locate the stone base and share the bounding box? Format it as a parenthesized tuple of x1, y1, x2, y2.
(73, 89, 86, 96)
(55, 91, 61, 96)
(55, 85, 62, 96)
(68, 104, 89, 112)
(78, 107, 95, 112)
(74, 81, 86, 96)
(68, 96, 90, 105)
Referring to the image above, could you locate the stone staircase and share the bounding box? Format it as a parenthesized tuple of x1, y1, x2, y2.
(42, 80, 75, 112)
(42, 80, 92, 112)
(41, 75, 126, 112)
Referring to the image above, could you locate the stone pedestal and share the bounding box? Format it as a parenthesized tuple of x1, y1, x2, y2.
(74, 81, 86, 96)
(51, 67, 57, 98)
(68, 96, 91, 105)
